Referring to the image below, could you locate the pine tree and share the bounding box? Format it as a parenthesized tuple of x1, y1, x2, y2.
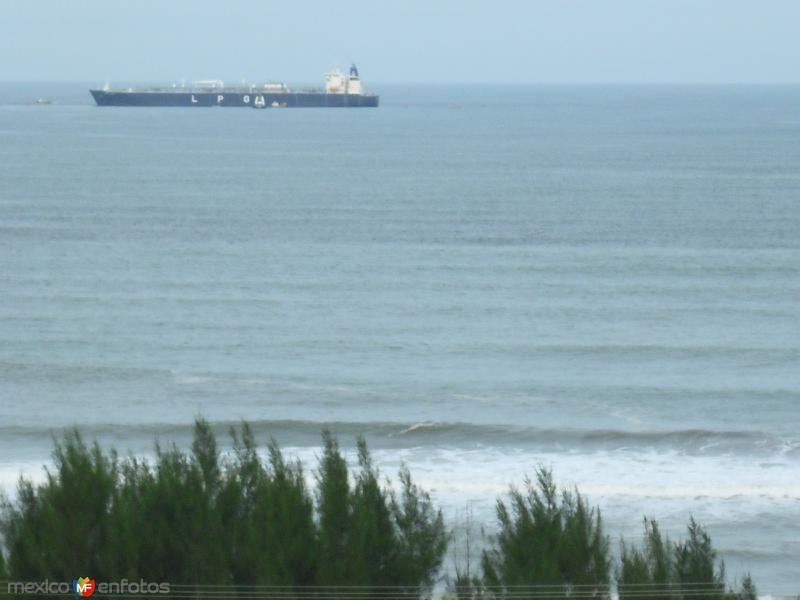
(0, 430, 117, 580)
(223, 422, 262, 585)
(0, 422, 449, 595)
(618, 517, 747, 600)
(259, 438, 317, 585)
(481, 467, 610, 596)
(673, 519, 725, 600)
(618, 518, 672, 600)
(348, 437, 398, 589)
(315, 429, 353, 586)
(391, 465, 448, 594)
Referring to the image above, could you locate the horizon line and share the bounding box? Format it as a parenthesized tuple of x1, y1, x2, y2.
(3, 79, 800, 86)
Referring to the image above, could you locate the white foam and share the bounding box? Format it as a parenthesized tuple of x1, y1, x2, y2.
(397, 421, 437, 435)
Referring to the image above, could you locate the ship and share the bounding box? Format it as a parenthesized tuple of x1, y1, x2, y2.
(90, 64, 378, 108)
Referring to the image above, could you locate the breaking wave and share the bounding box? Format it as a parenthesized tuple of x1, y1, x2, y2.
(1, 419, 796, 457)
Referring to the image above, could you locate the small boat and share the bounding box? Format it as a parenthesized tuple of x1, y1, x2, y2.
(34, 98, 52, 105)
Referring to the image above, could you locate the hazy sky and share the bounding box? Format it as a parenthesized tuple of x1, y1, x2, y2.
(2, 0, 799, 84)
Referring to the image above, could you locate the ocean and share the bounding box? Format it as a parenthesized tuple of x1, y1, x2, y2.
(1, 83, 798, 592)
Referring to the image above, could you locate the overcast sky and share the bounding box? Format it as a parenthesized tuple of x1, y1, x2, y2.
(2, 0, 799, 84)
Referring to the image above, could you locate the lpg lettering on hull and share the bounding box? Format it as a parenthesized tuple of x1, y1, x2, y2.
(90, 64, 378, 108)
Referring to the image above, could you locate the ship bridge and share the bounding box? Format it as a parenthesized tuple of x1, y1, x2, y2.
(325, 64, 364, 95)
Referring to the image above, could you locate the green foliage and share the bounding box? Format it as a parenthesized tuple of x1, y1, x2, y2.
(347, 437, 397, 587)
(0, 428, 758, 599)
(0, 430, 117, 580)
(480, 467, 610, 595)
(0, 420, 447, 596)
(120, 430, 228, 585)
(619, 518, 755, 600)
(674, 518, 726, 600)
(315, 433, 448, 595)
(316, 429, 353, 586)
(618, 518, 672, 600)
(0, 538, 6, 581)
(264, 439, 318, 585)
(391, 465, 448, 590)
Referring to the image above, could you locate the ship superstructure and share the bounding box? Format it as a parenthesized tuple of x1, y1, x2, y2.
(90, 64, 378, 108)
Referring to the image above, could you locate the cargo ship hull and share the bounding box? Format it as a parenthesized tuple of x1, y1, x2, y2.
(90, 90, 379, 108)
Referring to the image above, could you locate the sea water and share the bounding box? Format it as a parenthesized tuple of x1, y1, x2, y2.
(1, 83, 798, 592)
